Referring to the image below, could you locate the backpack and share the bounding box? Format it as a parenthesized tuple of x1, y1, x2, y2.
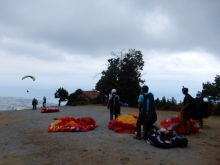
(110, 94, 120, 115)
(139, 93, 156, 125)
(189, 96, 210, 120)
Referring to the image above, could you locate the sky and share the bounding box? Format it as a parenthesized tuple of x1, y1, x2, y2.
(0, 0, 220, 104)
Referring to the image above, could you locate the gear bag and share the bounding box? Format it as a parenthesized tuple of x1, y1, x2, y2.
(147, 128, 188, 148)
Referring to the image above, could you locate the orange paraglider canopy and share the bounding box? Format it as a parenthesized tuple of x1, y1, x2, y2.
(48, 116, 98, 132)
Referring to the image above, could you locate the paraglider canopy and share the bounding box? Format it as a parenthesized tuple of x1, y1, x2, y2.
(22, 75, 36, 81)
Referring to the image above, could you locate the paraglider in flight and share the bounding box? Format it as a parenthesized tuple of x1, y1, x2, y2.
(22, 75, 36, 81)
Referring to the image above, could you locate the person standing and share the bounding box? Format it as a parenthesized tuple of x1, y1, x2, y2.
(32, 98, 38, 110)
(43, 96, 47, 107)
(195, 91, 206, 128)
(133, 85, 157, 141)
(107, 89, 121, 120)
(181, 86, 191, 135)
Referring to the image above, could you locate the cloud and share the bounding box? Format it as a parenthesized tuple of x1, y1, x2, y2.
(140, 48, 220, 100)
(0, 36, 63, 61)
(1, 0, 220, 102)
(143, 48, 220, 81)
(1, 0, 220, 58)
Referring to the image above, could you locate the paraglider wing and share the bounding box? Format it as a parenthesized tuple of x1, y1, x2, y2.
(22, 75, 36, 81)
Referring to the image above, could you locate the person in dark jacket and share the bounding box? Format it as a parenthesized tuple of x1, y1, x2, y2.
(133, 85, 157, 141)
(32, 98, 38, 110)
(181, 86, 191, 135)
(195, 91, 206, 128)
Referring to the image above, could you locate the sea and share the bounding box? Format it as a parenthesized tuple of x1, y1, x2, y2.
(0, 97, 58, 111)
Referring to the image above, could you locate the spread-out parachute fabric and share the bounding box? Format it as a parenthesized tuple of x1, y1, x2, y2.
(160, 112, 200, 134)
(41, 108, 59, 113)
(22, 75, 36, 81)
(108, 114, 138, 134)
(48, 116, 97, 132)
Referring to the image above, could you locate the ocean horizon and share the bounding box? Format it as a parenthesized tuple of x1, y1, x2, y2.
(0, 96, 60, 111)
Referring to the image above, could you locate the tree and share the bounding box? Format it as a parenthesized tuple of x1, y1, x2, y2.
(54, 87, 69, 106)
(66, 89, 83, 105)
(95, 49, 145, 106)
(161, 96, 167, 106)
(202, 75, 220, 104)
(171, 97, 177, 105)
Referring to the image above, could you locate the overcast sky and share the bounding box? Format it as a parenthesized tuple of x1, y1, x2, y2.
(0, 0, 220, 104)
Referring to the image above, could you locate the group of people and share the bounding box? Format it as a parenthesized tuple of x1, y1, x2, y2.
(106, 85, 157, 141)
(106, 85, 205, 142)
(181, 87, 206, 134)
(31, 96, 47, 110)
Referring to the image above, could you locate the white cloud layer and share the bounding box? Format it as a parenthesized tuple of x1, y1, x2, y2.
(0, 0, 220, 104)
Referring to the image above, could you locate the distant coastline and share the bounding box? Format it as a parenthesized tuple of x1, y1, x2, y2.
(0, 97, 57, 111)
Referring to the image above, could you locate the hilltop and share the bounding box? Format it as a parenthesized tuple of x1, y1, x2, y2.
(0, 105, 219, 165)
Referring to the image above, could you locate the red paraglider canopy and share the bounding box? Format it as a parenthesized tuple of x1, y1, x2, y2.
(48, 116, 97, 132)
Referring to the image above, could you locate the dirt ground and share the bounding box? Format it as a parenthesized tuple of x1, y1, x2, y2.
(0, 105, 220, 165)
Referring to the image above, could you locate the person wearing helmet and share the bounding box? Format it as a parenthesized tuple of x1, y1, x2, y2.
(107, 89, 121, 120)
(181, 86, 192, 135)
(133, 85, 157, 141)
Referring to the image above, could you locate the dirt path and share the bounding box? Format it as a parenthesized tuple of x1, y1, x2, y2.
(0, 105, 219, 165)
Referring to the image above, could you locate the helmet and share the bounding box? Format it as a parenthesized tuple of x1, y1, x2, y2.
(142, 85, 149, 93)
(111, 89, 116, 94)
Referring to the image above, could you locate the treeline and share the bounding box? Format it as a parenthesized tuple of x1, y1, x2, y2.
(155, 96, 183, 111)
(155, 96, 220, 116)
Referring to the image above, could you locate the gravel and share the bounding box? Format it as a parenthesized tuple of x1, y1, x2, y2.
(0, 105, 219, 165)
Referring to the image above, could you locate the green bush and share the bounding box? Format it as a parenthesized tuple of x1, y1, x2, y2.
(90, 95, 101, 104)
(68, 96, 89, 106)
